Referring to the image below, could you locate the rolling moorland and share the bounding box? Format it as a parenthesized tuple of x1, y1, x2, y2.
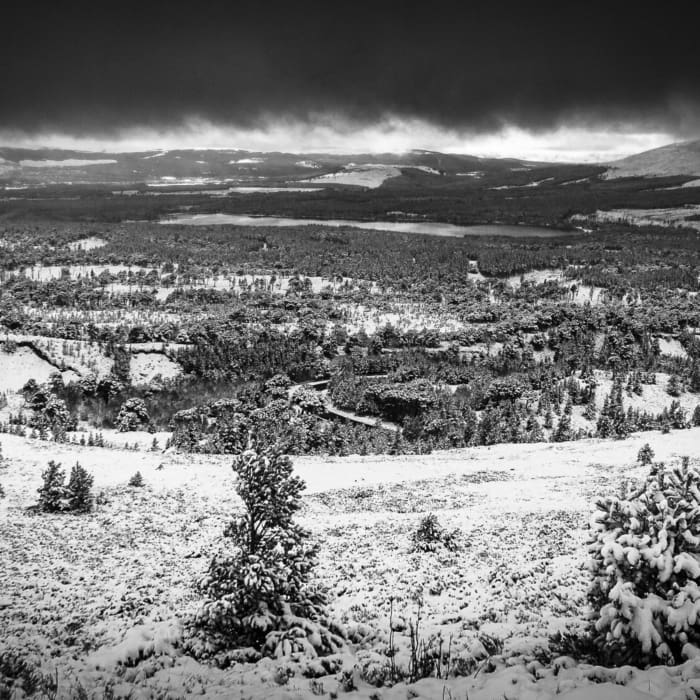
(1, 142, 700, 699)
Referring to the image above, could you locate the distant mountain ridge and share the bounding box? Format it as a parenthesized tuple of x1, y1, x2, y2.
(4, 141, 700, 186)
(0, 147, 535, 187)
(604, 140, 700, 179)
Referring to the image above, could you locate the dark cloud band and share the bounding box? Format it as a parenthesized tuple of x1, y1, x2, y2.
(2, 1, 699, 137)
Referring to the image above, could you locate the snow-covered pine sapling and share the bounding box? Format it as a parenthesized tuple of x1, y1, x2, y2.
(37, 460, 67, 512)
(191, 443, 344, 662)
(637, 443, 654, 466)
(588, 456, 700, 666)
(128, 471, 145, 487)
(66, 462, 94, 513)
(411, 513, 460, 553)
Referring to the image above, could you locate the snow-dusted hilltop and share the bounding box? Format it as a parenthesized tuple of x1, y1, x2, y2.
(604, 139, 700, 179)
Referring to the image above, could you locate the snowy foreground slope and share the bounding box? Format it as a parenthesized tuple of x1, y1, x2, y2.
(2, 430, 700, 699)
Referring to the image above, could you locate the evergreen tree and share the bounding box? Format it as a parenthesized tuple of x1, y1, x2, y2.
(553, 398, 573, 442)
(583, 392, 597, 421)
(37, 461, 66, 512)
(191, 443, 343, 661)
(66, 463, 94, 513)
(637, 443, 654, 465)
(128, 471, 145, 487)
(667, 374, 682, 398)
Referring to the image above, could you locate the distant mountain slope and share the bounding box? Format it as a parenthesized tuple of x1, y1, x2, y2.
(0, 147, 534, 187)
(604, 140, 700, 179)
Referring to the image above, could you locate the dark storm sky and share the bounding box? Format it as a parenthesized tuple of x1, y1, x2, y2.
(2, 1, 700, 139)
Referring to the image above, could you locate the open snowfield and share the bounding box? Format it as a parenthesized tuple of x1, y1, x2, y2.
(572, 207, 700, 232)
(129, 352, 183, 385)
(0, 347, 60, 391)
(66, 236, 108, 251)
(301, 165, 402, 188)
(2, 429, 700, 699)
(18, 159, 118, 168)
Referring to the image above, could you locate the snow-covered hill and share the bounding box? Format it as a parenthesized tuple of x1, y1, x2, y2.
(604, 140, 700, 179)
(2, 429, 700, 698)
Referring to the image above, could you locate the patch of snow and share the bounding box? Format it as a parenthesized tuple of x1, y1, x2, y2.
(229, 157, 264, 164)
(657, 337, 688, 359)
(561, 178, 591, 185)
(301, 165, 402, 188)
(19, 159, 118, 167)
(227, 187, 324, 193)
(129, 353, 182, 385)
(67, 236, 108, 251)
(408, 165, 441, 175)
(663, 178, 700, 190)
(0, 346, 60, 391)
(572, 206, 700, 232)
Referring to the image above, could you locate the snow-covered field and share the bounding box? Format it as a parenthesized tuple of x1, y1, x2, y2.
(0, 337, 188, 392)
(572, 207, 700, 232)
(2, 429, 700, 699)
(0, 346, 60, 391)
(129, 352, 182, 385)
(66, 236, 108, 251)
(18, 159, 118, 168)
(301, 165, 402, 188)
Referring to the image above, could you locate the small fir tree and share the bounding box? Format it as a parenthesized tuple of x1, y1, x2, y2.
(37, 461, 67, 512)
(190, 443, 343, 662)
(128, 471, 145, 487)
(553, 399, 573, 442)
(66, 463, 94, 513)
(637, 443, 655, 465)
(411, 513, 460, 552)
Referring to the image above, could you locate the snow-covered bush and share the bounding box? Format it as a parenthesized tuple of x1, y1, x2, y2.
(291, 387, 326, 415)
(411, 514, 460, 553)
(116, 398, 150, 432)
(0, 650, 57, 698)
(264, 373, 292, 399)
(28, 394, 73, 439)
(588, 456, 700, 665)
(189, 444, 344, 665)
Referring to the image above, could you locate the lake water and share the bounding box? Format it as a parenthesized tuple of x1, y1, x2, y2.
(159, 213, 572, 238)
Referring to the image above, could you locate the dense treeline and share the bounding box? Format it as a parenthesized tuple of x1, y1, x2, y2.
(1, 219, 698, 286)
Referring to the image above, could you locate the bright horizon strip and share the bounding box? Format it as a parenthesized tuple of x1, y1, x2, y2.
(0, 117, 677, 163)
